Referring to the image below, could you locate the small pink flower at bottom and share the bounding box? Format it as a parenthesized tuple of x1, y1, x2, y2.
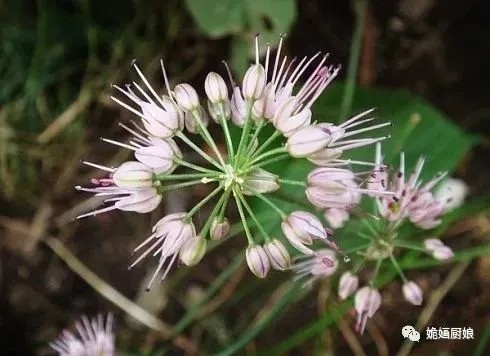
(354, 286, 381, 334)
(50, 313, 115, 356)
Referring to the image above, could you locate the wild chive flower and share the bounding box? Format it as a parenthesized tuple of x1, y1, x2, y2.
(75, 35, 389, 288)
(50, 313, 115, 356)
(301, 143, 454, 334)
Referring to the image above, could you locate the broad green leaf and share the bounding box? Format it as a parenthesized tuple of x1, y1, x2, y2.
(185, 0, 246, 38)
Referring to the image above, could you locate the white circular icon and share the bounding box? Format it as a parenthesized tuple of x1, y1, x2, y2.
(402, 325, 420, 342)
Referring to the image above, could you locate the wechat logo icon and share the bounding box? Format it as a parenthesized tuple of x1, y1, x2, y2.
(402, 325, 420, 342)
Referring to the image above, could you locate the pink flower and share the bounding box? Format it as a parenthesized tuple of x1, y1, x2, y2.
(402, 281, 423, 306)
(50, 313, 115, 356)
(338, 271, 359, 300)
(354, 286, 381, 334)
(246, 244, 270, 278)
(293, 249, 338, 285)
(129, 213, 196, 290)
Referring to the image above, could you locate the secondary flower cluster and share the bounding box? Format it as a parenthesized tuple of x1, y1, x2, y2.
(296, 143, 457, 333)
(76, 35, 391, 290)
(50, 314, 115, 356)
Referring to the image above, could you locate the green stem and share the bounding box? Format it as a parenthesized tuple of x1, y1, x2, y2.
(219, 108, 235, 164)
(154, 172, 217, 181)
(255, 193, 287, 219)
(233, 188, 254, 244)
(369, 258, 382, 287)
(244, 120, 266, 156)
(162, 179, 211, 192)
(278, 178, 306, 187)
(250, 130, 281, 160)
(200, 187, 230, 238)
(235, 102, 253, 166)
(249, 147, 287, 166)
(174, 158, 218, 174)
(244, 153, 290, 172)
(185, 184, 223, 220)
(192, 110, 227, 167)
(177, 132, 222, 170)
(218, 189, 232, 220)
(389, 253, 407, 283)
(339, 0, 367, 120)
(394, 241, 427, 252)
(237, 191, 271, 242)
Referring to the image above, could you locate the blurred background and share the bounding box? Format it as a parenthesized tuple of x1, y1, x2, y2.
(1, 0, 489, 355)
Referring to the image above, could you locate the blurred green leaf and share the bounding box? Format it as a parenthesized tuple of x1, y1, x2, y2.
(184, 0, 246, 38)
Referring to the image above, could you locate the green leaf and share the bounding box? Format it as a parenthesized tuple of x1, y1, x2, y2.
(313, 83, 478, 179)
(184, 0, 246, 38)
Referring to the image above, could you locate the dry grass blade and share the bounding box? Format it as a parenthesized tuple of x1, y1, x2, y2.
(44, 236, 199, 354)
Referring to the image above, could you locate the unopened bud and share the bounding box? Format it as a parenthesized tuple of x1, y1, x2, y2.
(184, 106, 209, 134)
(205, 72, 228, 103)
(264, 239, 291, 270)
(338, 271, 358, 300)
(242, 168, 280, 195)
(324, 208, 350, 229)
(402, 281, 423, 306)
(179, 235, 206, 266)
(286, 125, 332, 158)
(210, 217, 230, 240)
(174, 83, 200, 112)
(246, 244, 270, 278)
(112, 161, 153, 188)
(242, 64, 266, 100)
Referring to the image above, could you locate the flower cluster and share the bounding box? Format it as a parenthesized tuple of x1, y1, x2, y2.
(295, 143, 457, 333)
(50, 314, 115, 356)
(76, 35, 391, 290)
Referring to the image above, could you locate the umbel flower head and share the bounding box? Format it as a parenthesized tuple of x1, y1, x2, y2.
(50, 313, 115, 356)
(294, 143, 456, 334)
(75, 35, 390, 290)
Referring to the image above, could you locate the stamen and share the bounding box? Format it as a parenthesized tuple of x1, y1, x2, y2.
(339, 108, 376, 128)
(81, 161, 115, 172)
(271, 35, 285, 84)
(255, 34, 260, 64)
(132, 62, 166, 107)
(75, 205, 117, 219)
(160, 59, 173, 97)
(101, 138, 136, 151)
(342, 122, 392, 138)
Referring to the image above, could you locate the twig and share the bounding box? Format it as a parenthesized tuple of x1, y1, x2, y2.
(44, 237, 198, 354)
(396, 261, 470, 356)
(336, 317, 366, 356)
(37, 91, 92, 144)
(367, 320, 389, 356)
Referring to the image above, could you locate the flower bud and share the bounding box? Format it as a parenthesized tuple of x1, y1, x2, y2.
(140, 96, 183, 137)
(324, 208, 349, 229)
(307, 148, 342, 166)
(112, 161, 153, 188)
(210, 217, 230, 240)
(205, 72, 228, 103)
(281, 211, 330, 255)
(306, 168, 361, 209)
(433, 246, 454, 260)
(338, 271, 358, 300)
(242, 64, 266, 100)
(208, 99, 231, 123)
(264, 239, 291, 270)
(184, 106, 209, 134)
(242, 168, 280, 195)
(435, 177, 468, 211)
(246, 244, 270, 278)
(402, 281, 423, 306)
(424, 238, 454, 260)
(179, 235, 206, 266)
(286, 125, 332, 158)
(135, 137, 181, 174)
(231, 87, 247, 126)
(174, 83, 200, 112)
